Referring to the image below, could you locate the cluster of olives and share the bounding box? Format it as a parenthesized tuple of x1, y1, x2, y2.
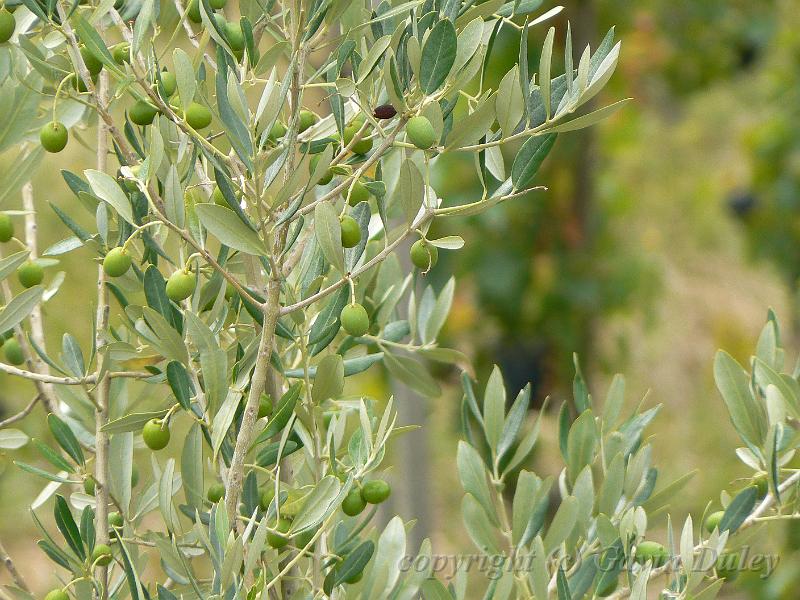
(341, 479, 391, 516)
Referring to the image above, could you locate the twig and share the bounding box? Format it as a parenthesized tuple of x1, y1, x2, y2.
(0, 537, 29, 592)
(94, 69, 112, 600)
(279, 209, 434, 315)
(0, 394, 41, 428)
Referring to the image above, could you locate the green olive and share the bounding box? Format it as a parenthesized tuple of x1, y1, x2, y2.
(40, 122, 69, 153)
(129, 100, 159, 126)
(340, 303, 369, 337)
(0, 213, 14, 243)
(17, 261, 44, 288)
(410, 239, 438, 271)
(166, 270, 197, 302)
(142, 419, 170, 451)
(103, 247, 132, 277)
(340, 215, 361, 248)
(0, 9, 15, 44)
(360, 480, 390, 504)
(406, 115, 437, 149)
(341, 488, 366, 516)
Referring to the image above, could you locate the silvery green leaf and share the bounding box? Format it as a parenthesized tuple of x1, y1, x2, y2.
(543, 496, 578, 554)
(548, 99, 629, 133)
(173, 48, 196, 112)
(714, 350, 767, 447)
(0, 251, 30, 282)
(195, 204, 267, 256)
(158, 458, 179, 532)
(0, 285, 43, 334)
(395, 158, 425, 224)
(444, 93, 496, 150)
(428, 236, 463, 250)
(102, 410, 169, 434)
(314, 201, 344, 273)
(211, 389, 244, 459)
(539, 27, 555, 120)
(289, 475, 342, 534)
(461, 494, 499, 554)
(496, 67, 524, 138)
(419, 19, 457, 94)
(356, 35, 392, 83)
(109, 432, 133, 513)
(482, 366, 506, 453)
(451, 18, 483, 76)
(181, 424, 204, 511)
(383, 351, 440, 397)
(456, 441, 497, 524)
(511, 134, 556, 190)
(84, 169, 135, 225)
(311, 354, 345, 403)
(362, 516, 406, 600)
(422, 277, 454, 344)
(0, 428, 29, 449)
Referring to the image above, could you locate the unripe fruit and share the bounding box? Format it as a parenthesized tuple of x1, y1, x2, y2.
(269, 120, 287, 141)
(44, 590, 69, 600)
(166, 270, 197, 301)
(209, 0, 226, 8)
(0, 9, 15, 44)
(17, 261, 44, 288)
(257, 394, 273, 419)
(187, 0, 201, 22)
(103, 247, 132, 277)
(360, 480, 391, 504)
(294, 527, 316, 549)
(40, 122, 69, 153)
(267, 518, 292, 549)
(112, 42, 129, 64)
(207, 483, 225, 503)
(704, 510, 724, 533)
(159, 71, 177, 97)
(340, 303, 369, 337)
(373, 104, 397, 120)
(406, 116, 437, 150)
(259, 487, 275, 511)
(80, 46, 103, 77)
(83, 476, 96, 496)
(185, 102, 212, 130)
(348, 180, 369, 205)
(91, 543, 113, 566)
(634, 541, 669, 567)
(344, 125, 372, 154)
(341, 488, 366, 516)
(4, 339, 24, 365)
(715, 552, 740, 581)
(754, 477, 768, 498)
(108, 512, 124, 528)
(142, 419, 170, 450)
(224, 21, 245, 52)
(340, 215, 361, 248)
(129, 100, 158, 126)
(310, 154, 333, 185)
(410, 239, 438, 270)
(224, 281, 236, 300)
(0, 214, 13, 243)
(298, 110, 318, 133)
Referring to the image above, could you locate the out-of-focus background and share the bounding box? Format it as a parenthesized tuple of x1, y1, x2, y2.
(2, 0, 800, 597)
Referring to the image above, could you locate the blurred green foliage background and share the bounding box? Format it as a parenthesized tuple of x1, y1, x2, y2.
(2, 0, 800, 597)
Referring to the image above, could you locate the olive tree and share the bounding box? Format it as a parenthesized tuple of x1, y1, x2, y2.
(1, 0, 792, 599)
